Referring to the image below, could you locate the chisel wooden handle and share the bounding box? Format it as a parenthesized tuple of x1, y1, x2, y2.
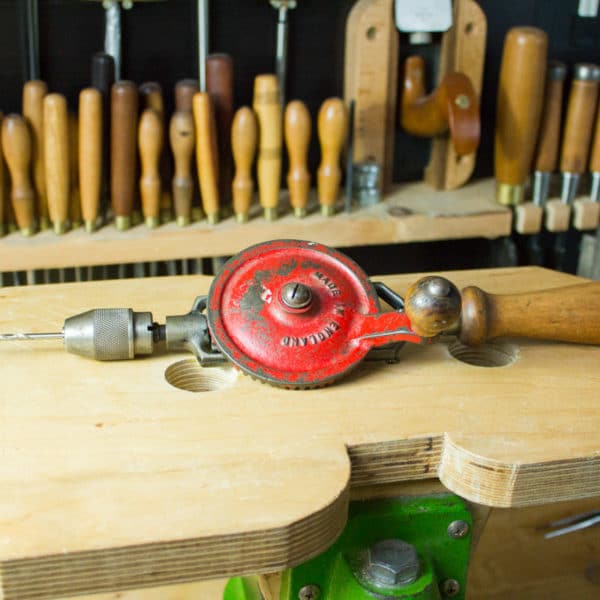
(253, 74, 282, 221)
(560, 64, 600, 175)
(284, 100, 311, 218)
(317, 98, 348, 216)
(495, 27, 547, 206)
(590, 96, 600, 174)
(0, 112, 4, 234)
(111, 81, 138, 230)
(138, 108, 163, 227)
(69, 114, 81, 228)
(175, 79, 199, 112)
(1, 115, 35, 235)
(22, 80, 48, 229)
(79, 88, 102, 232)
(193, 92, 220, 224)
(459, 282, 600, 346)
(170, 110, 195, 226)
(43, 94, 70, 234)
(231, 107, 258, 223)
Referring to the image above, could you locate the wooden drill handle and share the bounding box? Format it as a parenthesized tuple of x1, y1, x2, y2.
(231, 106, 258, 221)
(253, 74, 282, 217)
(138, 108, 163, 226)
(193, 92, 220, 223)
(1, 114, 35, 234)
(79, 88, 102, 231)
(22, 80, 48, 228)
(175, 79, 199, 112)
(317, 97, 348, 210)
(460, 282, 600, 346)
(534, 62, 566, 173)
(560, 65, 600, 174)
(169, 110, 195, 225)
(43, 94, 70, 234)
(495, 27, 547, 203)
(207, 54, 234, 203)
(284, 100, 311, 213)
(69, 114, 81, 227)
(111, 81, 138, 229)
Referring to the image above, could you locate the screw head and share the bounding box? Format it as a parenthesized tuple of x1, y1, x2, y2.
(281, 282, 313, 310)
(298, 584, 320, 600)
(441, 578, 461, 597)
(454, 94, 470, 109)
(364, 539, 420, 588)
(447, 520, 470, 539)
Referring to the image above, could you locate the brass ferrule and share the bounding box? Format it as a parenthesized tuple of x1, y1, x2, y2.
(115, 215, 131, 231)
(53, 221, 68, 235)
(207, 212, 220, 225)
(294, 207, 307, 218)
(263, 207, 278, 221)
(176, 215, 191, 227)
(84, 220, 96, 233)
(320, 205, 336, 217)
(145, 216, 160, 229)
(496, 183, 524, 207)
(236, 212, 249, 224)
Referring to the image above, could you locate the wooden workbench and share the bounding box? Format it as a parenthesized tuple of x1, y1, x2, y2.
(1, 266, 599, 599)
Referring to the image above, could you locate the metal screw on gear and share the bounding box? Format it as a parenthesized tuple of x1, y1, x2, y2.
(447, 519, 470, 539)
(298, 584, 320, 600)
(441, 578, 461, 597)
(281, 282, 313, 309)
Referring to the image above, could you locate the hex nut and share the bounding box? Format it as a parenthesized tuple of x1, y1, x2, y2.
(363, 539, 420, 588)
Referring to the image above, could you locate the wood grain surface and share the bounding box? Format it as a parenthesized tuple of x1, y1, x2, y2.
(0, 266, 599, 598)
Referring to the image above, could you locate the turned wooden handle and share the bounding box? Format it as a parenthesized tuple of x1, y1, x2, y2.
(169, 110, 195, 225)
(175, 79, 199, 112)
(138, 108, 163, 225)
(0, 113, 4, 231)
(590, 94, 600, 174)
(43, 93, 70, 233)
(253, 74, 282, 215)
(79, 88, 102, 230)
(193, 92, 220, 222)
(284, 100, 311, 213)
(22, 80, 48, 228)
(460, 282, 600, 346)
(534, 62, 566, 173)
(1, 114, 35, 234)
(231, 106, 258, 220)
(560, 64, 600, 174)
(69, 114, 81, 227)
(495, 27, 547, 201)
(111, 81, 138, 227)
(139, 82, 164, 116)
(317, 97, 348, 209)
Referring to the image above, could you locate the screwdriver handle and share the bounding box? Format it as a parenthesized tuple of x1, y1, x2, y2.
(69, 114, 81, 228)
(79, 88, 102, 232)
(138, 108, 163, 227)
(459, 282, 600, 346)
(284, 100, 311, 216)
(169, 110, 195, 226)
(231, 106, 258, 222)
(193, 92, 220, 224)
(317, 97, 348, 215)
(175, 79, 199, 112)
(253, 74, 282, 220)
(495, 27, 547, 206)
(560, 64, 600, 174)
(111, 81, 138, 230)
(1, 115, 35, 235)
(22, 80, 49, 229)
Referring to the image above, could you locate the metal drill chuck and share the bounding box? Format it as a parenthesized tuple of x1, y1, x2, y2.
(63, 309, 157, 360)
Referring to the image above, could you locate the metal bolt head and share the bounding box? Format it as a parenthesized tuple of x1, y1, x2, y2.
(447, 519, 470, 539)
(441, 578, 461, 597)
(298, 584, 320, 600)
(364, 539, 420, 588)
(454, 94, 470, 110)
(281, 282, 313, 310)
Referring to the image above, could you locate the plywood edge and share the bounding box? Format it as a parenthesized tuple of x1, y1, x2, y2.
(438, 435, 600, 508)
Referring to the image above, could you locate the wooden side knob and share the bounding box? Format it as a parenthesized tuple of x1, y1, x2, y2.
(138, 108, 163, 227)
(495, 27, 548, 206)
(175, 79, 199, 112)
(111, 81, 138, 230)
(43, 94, 70, 234)
(169, 110, 195, 226)
(284, 100, 311, 217)
(317, 98, 348, 216)
(193, 92, 220, 224)
(460, 282, 600, 346)
(79, 88, 102, 232)
(231, 107, 258, 223)
(1, 114, 35, 235)
(253, 74, 282, 220)
(22, 80, 48, 229)
(560, 64, 600, 174)
(69, 114, 81, 228)
(534, 62, 566, 173)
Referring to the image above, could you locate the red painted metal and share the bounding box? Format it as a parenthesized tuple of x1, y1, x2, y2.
(207, 240, 423, 388)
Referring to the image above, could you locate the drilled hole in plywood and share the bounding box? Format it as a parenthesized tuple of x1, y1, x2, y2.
(165, 359, 238, 392)
(448, 340, 519, 368)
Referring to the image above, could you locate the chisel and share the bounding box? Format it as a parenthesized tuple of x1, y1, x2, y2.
(69, 114, 81, 230)
(170, 110, 195, 227)
(284, 100, 311, 218)
(231, 106, 258, 223)
(138, 108, 163, 229)
(175, 79, 199, 112)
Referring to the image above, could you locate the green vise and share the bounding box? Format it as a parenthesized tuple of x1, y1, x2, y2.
(224, 493, 472, 600)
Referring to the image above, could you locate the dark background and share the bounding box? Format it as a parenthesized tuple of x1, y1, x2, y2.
(1, 0, 600, 274)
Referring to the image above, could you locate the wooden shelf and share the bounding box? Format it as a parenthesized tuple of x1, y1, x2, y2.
(0, 178, 509, 271)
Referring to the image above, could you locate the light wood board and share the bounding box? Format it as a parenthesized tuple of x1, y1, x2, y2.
(1, 266, 598, 598)
(0, 178, 510, 272)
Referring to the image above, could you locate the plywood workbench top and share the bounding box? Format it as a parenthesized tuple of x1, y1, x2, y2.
(0, 266, 598, 599)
